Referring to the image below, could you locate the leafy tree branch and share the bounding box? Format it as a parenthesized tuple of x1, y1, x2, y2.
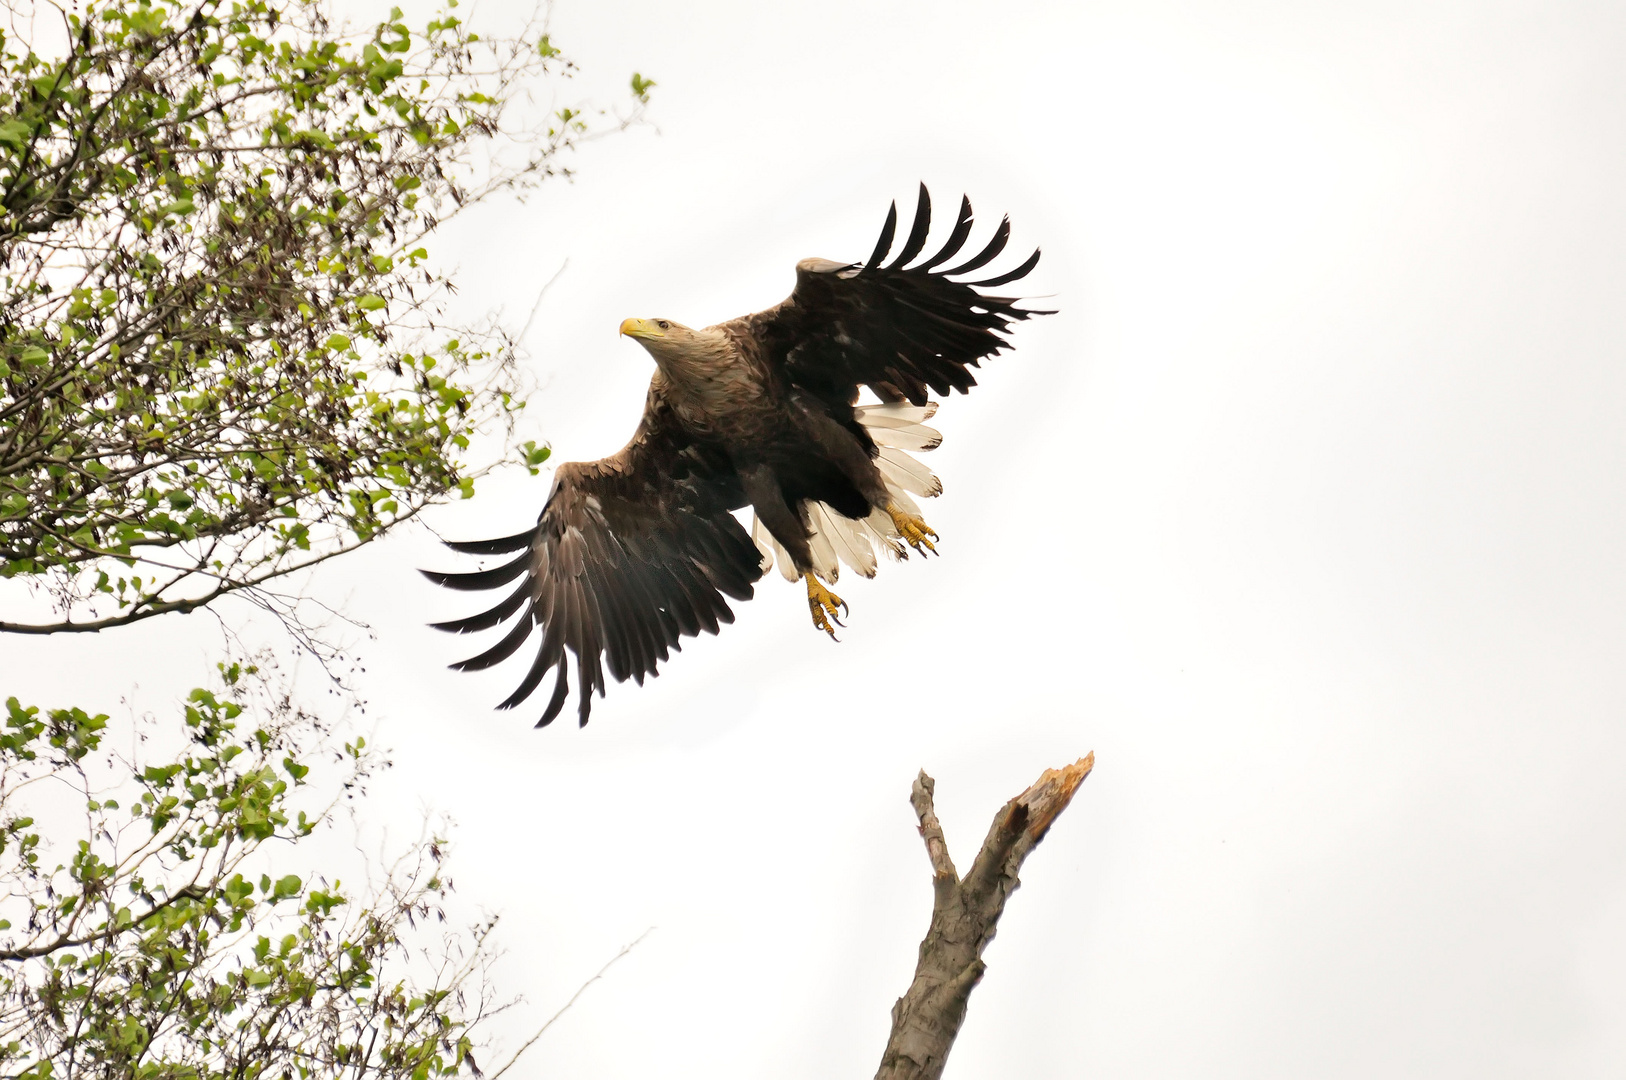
(0, 0, 627, 635)
(0, 660, 506, 1078)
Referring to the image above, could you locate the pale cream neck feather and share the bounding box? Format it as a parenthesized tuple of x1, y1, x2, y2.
(645, 328, 761, 429)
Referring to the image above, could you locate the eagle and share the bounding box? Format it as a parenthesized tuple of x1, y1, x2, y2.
(424, 186, 1050, 726)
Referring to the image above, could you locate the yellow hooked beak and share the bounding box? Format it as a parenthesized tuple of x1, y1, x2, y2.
(619, 318, 665, 340)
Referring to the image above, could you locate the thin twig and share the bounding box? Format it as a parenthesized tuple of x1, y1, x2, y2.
(517, 257, 568, 345)
(489, 926, 655, 1079)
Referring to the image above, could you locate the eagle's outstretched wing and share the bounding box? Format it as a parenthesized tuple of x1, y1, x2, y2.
(422, 389, 763, 727)
(746, 184, 1050, 407)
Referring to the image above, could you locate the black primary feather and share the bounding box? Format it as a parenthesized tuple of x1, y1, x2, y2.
(940, 216, 1011, 277)
(864, 200, 899, 270)
(913, 195, 976, 271)
(886, 184, 933, 269)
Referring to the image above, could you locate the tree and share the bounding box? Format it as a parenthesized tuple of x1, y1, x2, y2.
(875, 756, 1094, 1080)
(0, 661, 504, 1078)
(0, 1, 644, 1075)
(0, 0, 646, 636)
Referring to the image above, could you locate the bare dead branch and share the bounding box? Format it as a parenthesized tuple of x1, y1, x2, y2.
(876, 753, 1095, 1080)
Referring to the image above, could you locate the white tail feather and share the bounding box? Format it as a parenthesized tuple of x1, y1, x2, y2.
(855, 401, 939, 424)
(868, 418, 941, 449)
(801, 504, 840, 582)
(860, 507, 908, 560)
(775, 535, 799, 580)
(750, 516, 776, 574)
(857, 411, 943, 446)
(887, 487, 923, 517)
(868, 427, 941, 452)
(858, 413, 940, 430)
(813, 502, 879, 578)
(877, 447, 942, 497)
(751, 515, 800, 582)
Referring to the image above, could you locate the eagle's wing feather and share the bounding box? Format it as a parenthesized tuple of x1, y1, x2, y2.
(422, 387, 762, 727)
(748, 184, 1050, 407)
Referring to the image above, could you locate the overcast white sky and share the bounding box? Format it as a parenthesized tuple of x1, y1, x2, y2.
(10, 0, 1626, 1076)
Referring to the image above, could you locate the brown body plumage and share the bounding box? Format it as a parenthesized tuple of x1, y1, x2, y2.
(424, 186, 1051, 726)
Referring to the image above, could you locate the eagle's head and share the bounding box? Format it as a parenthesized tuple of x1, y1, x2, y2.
(619, 318, 729, 370)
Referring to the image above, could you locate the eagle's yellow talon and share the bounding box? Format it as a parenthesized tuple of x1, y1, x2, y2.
(888, 505, 939, 555)
(805, 573, 846, 640)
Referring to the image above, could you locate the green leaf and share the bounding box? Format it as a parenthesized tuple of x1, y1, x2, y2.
(0, 118, 30, 150)
(521, 440, 551, 474)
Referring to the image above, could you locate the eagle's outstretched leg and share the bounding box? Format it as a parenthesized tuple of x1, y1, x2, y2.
(888, 504, 939, 556)
(805, 573, 847, 640)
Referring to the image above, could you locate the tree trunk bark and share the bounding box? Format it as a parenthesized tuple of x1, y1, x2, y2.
(874, 754, 1094, 1080)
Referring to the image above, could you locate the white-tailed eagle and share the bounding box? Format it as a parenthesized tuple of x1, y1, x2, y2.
(424, 186, 1050, 726)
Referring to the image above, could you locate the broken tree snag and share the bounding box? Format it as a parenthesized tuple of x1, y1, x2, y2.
(875, 754, 1095, 1080)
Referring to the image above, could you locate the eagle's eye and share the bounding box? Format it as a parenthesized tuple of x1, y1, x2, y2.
(657, 320, 670, 330)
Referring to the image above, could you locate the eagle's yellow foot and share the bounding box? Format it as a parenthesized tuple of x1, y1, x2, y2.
(889, 505, 939, 556)
(805, 573, 847, 640)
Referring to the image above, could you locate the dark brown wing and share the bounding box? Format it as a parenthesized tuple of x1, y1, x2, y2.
(744, 184, 1052, 407)
(421, 385, 763, 727)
